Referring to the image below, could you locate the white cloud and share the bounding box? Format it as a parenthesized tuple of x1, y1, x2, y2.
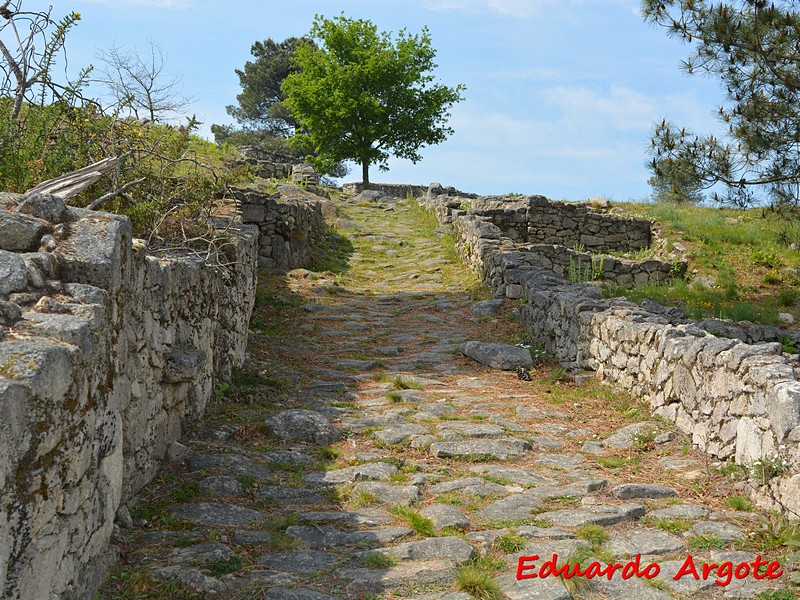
(539, 85, 657, 131)
(422, 0, 545, 18)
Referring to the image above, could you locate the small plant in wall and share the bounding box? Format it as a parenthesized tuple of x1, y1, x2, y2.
(749, 450, 789, 487)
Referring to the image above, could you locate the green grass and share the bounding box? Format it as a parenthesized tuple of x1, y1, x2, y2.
(455, 562, 505, 600)
(726, 494, 756, 511)
(494, 533, 526, 553)
(389, 506, 436, 537)
(642, 517, 692, 534)
(575, 524, 609, 546)
(360, 552, 400, 568)
(687, 532, 726, 550)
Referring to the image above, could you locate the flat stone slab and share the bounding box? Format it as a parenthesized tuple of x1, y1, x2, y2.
(353, 481, 420, 506)
(377, 536, 475, 565)
(259, 550, 339, 573)
(538, 504, 646, 527)
(169, 542, 236, 565)
(258, 486, 323, 505)
(437, 422, 506, 437)
(689, 520, 745, 542)
(586, 571, 673, 599)
(373, 424, 428, 445)
(478, 493, 543, 523)
(187, 453, 273, 479)
(608, 527, 685, 556)
(266, 409, 340, 445)
(461, 341, 533, 370)
(516, 526, 575, 540)
(654, 560, 718, 595)
(305, 462, 398, 484)
(419, 504, 471, 530)
(286, 525, 410, 548)
(339, 560, 455, 594)
(469, 466, 559, 487)
(429, 438, 531, 460)
(496, 572, 572, 600)
(302, 508, 392, 526)
(611, 483, 678, 499)
(535, 453, 585, 468)
(429, 477, 508, 497)
(153, 566, 228, 597)
(649, 504, 708, 520)
(529, 435, 565, 451)
(603, 421, 658, 449)
(171, 502, 262, 527)
(264, 589, 338, 600)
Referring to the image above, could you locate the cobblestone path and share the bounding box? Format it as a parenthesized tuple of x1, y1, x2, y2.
(98, 199, 791, 599)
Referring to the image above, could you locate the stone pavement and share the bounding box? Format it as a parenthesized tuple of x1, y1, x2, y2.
(97, 199, 791, 599)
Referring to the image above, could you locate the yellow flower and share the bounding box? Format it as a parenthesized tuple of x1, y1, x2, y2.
(74, 12, 81, 19)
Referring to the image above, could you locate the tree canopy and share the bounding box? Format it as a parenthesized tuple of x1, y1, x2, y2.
(643, 0, 800, 210)
(225, 37, 308, 137)
(282, 14, 464, 184)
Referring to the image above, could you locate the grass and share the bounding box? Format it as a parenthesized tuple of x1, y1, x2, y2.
(726, 494, 756, 511)
(455, 562, 505, 600)
(641, 517, 692, 534)
(614, 201, 800, 325)
(687, 532, 726, 550)
(360, 552, 401, 569)
(575, 524, 609, 546)
(389, 506, 436, 537)
(494, 533, 526, 553)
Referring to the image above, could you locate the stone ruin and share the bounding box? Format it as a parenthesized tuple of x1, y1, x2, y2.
(423, 184, 800, 517)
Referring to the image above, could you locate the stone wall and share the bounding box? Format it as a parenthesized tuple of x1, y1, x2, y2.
(234, 186, 326, 272)
(341, 182, 430, 199)
(0, 192, 258, 600)
(422, 187, 800, 516)
(441, 200, 683, 298)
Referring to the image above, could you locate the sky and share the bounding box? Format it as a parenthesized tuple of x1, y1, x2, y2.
(14, 0, 727, 201)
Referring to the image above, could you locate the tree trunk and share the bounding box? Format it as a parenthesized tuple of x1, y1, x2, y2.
(361, 160, 370, 185)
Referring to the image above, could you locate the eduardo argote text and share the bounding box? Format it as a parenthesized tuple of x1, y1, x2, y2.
(517, 553, 783, 586)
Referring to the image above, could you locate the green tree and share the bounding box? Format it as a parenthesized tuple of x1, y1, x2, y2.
(643, 0, 800, 210)
(226, 37, 308, 137)
(282, 14, 465, 184)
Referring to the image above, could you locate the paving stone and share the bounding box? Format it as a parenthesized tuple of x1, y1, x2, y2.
(469, 466, 559, 487)
(586, 571, 673, 599)
(524, 485, 588, 499)
(301, 508, 392, 526)
(373, 423, 428, 445)
(603, 421, 659, 449)
(611, 483, 678, 499)
(352, 481, 420, 506)
(266, 409, 341, 445)
(496, 572, 572, 600)
(462, 341, 533, 370)
(304, 462, 398, 484)
(436, 421, 506, 437)
(654, 559, 718, 595)
(332, 359, 380, 370)
(198, 476, 243, 497)
(187, 453, 273, 479)
(233, 530, 274, 545)
(515, 526, 575, 540)
(478, 493, 543, 522)
(340, 413, 408, 431)
(469, 299, 504, 316)
(419, 504, 471, 530)
(409, 593, 471, 600)
(259, 550, 340, 573)
(264, 589, 339, 600)
(377, 536, 475, 565)
(648, 504, 709, 520)
(153, 566, 229, 596)
(429, 477, 508, 497)
(537, 504, 646, 527)
(169, 542, 237, 565)
(258, 486, 324, 505)
(528, 435, 566, 451)
(455, 378, 489, 388)
(171, 502, 263, 527)
(689, 520, 746, 542)
(429, 438, 531, 460)
(487, 415, 528, 432)
(516, 406, 572, 420)
(535, 453, 584, 468)
(581, 441, 606, 454)
(608, 527, 685, 556)
(339, 560, 455, 594)
(286, 525, 411, 548)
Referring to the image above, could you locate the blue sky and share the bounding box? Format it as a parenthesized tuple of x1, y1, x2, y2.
(20, 0, 725, 200)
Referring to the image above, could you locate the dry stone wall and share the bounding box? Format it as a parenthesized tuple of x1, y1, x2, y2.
(422, 185, 800, 516)
(0, 192, 263, 600)
(234, 186, 326, 272)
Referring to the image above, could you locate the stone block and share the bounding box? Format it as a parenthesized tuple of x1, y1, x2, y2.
(0, 211, 49, 251)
